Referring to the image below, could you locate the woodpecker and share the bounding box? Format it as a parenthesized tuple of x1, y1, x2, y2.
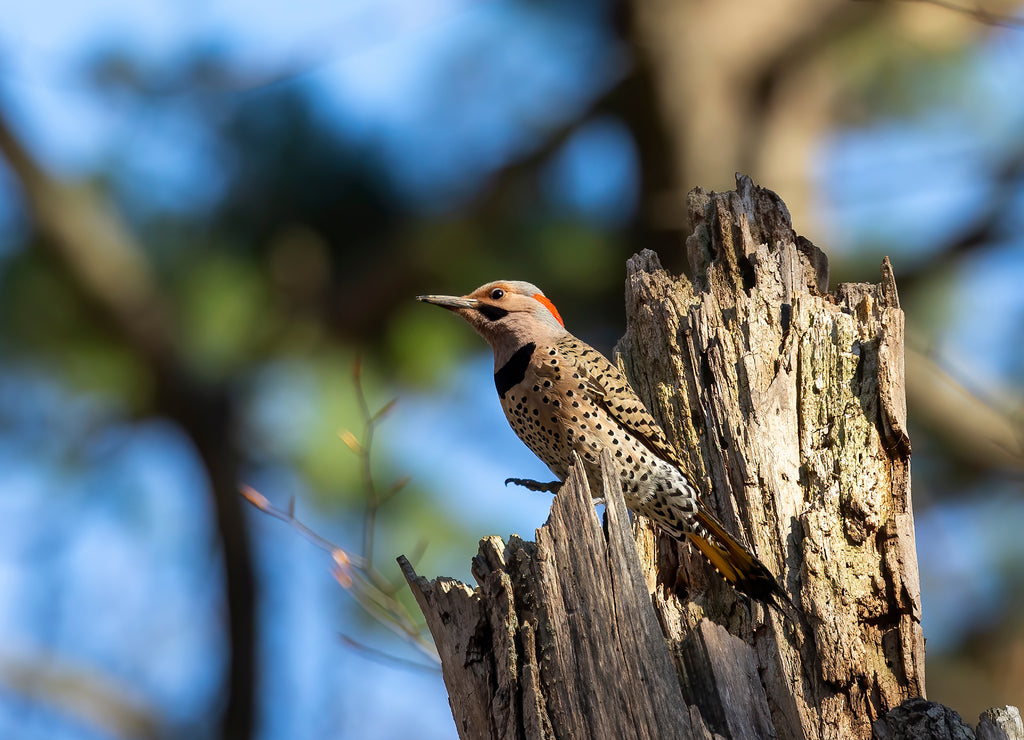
(418, 280, 790, 609)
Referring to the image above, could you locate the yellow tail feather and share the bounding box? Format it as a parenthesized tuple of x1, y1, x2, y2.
(686, 509, 793, 610)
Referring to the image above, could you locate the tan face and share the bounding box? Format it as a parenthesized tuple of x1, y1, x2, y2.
(417, 280, 567, 365)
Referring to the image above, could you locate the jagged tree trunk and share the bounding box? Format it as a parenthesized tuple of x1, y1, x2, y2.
(401, 176, 1022, 740)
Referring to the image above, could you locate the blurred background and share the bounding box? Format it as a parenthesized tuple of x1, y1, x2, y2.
(1, 0, 1023, 738)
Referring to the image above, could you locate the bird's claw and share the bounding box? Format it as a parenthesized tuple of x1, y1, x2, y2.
(504, 477, 562, 494)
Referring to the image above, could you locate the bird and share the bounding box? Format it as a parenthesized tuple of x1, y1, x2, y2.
(417, 280, 791, 610)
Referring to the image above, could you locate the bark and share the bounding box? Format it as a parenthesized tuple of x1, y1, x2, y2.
(874, 699, 1023, 740)
(402, 175, 1020, 739)
(874, 700, 975, 740)
(401, 451, 694, 740)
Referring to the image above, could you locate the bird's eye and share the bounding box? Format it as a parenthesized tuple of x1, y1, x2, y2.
(490, 288, 505, 300)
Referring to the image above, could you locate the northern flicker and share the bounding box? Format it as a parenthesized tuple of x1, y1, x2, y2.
(418, 280, 790, 609)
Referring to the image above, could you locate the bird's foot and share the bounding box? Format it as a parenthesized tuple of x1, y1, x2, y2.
(504, 477, 562, 494)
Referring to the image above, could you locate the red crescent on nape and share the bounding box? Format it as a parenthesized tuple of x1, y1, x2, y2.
(533, 293, 564, 327)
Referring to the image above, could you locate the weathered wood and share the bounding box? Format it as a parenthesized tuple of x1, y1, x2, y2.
(403, 176, 1020, 739)
(402, 451, 698, 739)
(873, 698, 975, 740)
(977, 706, 1024, 740)
(615, 175, 923, 739)
(874, 699, 1024, 740)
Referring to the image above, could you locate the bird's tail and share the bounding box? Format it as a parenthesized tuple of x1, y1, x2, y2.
(683, 507, 793, 612)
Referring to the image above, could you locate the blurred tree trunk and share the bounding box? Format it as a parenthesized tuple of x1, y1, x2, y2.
(619, 0, 875, 252)
(402, 176, 1022, 739)
(0, 110, 256, 740)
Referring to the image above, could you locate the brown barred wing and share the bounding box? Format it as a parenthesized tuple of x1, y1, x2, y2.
(551, 337, 687, 471)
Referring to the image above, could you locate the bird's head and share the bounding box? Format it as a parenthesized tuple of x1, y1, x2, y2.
(417, 280, 567, 366)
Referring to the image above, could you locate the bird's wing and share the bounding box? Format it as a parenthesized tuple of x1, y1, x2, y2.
(546, 340, 793, 612)
(551, 338, 687, 470)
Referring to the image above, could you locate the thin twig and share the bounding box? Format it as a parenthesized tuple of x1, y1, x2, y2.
(240, 486, 438, 661)
(346, 357, 399, 571)
(240, 360, 439, 666)
(240, 486, 367, 570)
(338, 634, 442, 673)
(352, 358, 379, 569)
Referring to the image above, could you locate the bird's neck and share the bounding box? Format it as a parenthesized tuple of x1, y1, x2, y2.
(489, 326, 566, 370)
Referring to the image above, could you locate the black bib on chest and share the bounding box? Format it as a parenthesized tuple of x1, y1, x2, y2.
(494, 343, 536, 399)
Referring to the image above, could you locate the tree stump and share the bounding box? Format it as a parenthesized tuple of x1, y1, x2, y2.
(401, 175, 1021, 739)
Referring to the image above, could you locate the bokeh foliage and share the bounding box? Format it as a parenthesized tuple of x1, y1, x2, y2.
(1, 1, 1023, 738)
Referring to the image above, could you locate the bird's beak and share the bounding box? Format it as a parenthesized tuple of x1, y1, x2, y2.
(416, 294, 479, 311)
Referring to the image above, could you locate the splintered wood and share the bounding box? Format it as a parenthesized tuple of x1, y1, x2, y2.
(616, 176, 920, 738)
(402, 175, 1020, 740)
(401, 452, 693, 739)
